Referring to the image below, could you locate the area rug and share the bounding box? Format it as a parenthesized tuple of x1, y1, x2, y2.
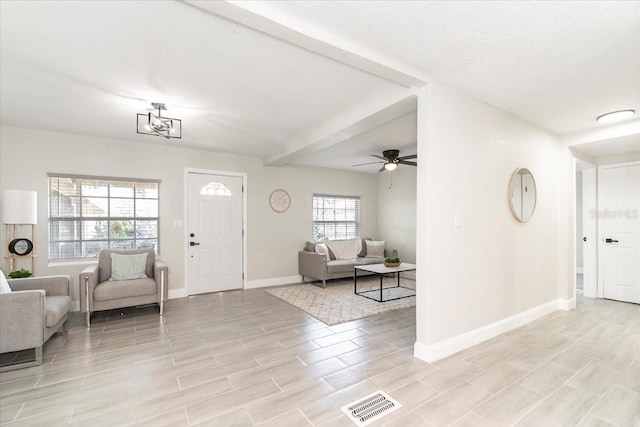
(265, 276, 416, 325)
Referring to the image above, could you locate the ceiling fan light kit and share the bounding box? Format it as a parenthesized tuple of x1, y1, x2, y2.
(596, 109, 635, 123)
(137, 102, 182, 139)
(353, 149, 418, 173)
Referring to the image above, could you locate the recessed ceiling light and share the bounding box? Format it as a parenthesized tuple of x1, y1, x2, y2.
(596, 110, 635, 123)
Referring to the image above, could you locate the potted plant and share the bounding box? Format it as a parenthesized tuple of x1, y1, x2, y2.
(384, 257, 401, 268)
(8, 268, 32, 278)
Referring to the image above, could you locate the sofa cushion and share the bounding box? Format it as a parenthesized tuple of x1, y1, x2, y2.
(326, 260, 358, 274)
(0, 271, 11, 294)
(304, 241, 316, 252)
(315, 243, 330, 261)
(365, 240, 385, 257)
(358, 238, 369, 258)
(356, 257, 384, 266)
(99, 249, 155, 283)
(94, 278, 157, 302)
(45, 295, 71, 327)
(111, 253, 148, 281)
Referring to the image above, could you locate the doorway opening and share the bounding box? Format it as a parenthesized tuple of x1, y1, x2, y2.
(575, 159, 597, 299)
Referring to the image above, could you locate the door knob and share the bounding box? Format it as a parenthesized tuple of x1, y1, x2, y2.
(605, 238, 619, 243)
(190, 242, 200, 246)
(583, 237, 587, 242)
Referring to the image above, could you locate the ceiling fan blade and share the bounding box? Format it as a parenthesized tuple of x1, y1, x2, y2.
(398, 154, 417, 160)
(398, 160, 418, 166)
(352, 161, 384, 167)
(378, 165, 386, 172)
(370, 155, 387, 160)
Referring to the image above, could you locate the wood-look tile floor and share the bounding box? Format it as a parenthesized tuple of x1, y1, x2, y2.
(0, 289, 638, 426)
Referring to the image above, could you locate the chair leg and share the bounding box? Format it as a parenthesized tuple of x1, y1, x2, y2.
(86, 311, 91, 327)
(159, 269, 165, 316)
(62, 320, 69, 334)
(322, 279, 326, 289)
(35, 346, 43, 365)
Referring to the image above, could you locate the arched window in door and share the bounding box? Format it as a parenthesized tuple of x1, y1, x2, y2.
(200, 182, 232, 196)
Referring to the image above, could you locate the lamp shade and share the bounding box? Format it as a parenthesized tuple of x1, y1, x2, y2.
(3, 190, 38, 224)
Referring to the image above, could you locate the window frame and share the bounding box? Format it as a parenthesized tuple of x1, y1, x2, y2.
(312, 193, 361, 241)
(48, 173, 160, 261)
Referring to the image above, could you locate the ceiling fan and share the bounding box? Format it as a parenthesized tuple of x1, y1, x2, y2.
(353, 149, 417, 172)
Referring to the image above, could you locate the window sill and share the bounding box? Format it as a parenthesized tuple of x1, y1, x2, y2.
(48, 258, 98, 268)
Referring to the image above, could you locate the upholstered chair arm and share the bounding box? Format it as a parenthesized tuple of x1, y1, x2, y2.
(298, 251, 327, 281)
(154, 260, 168, 302)
(79, 264, 99, 313)
(0, 290, 45, 353)
(8, 275, 70, 296)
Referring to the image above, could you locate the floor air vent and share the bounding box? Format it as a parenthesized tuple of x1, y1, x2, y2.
(340, 390, 402, 426)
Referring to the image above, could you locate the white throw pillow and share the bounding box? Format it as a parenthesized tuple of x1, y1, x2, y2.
(365, 240, 385, 257)
(0, 271, 12, 294)
(315, 243, 330, 261)
(110, 253, 148, 281)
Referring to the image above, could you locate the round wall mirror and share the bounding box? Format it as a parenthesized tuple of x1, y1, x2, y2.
(509, 168, 537, 222)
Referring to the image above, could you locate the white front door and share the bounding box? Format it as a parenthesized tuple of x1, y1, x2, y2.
(599, 162, 640, 304)
(188, 172, 243, 295)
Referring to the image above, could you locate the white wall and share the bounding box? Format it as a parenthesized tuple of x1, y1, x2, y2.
(377, 166, 416, 262)
(415, 83, 572, 360)
(0, 125, 379, 301)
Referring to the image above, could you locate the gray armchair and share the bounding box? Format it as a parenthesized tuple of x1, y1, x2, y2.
(80, 249, 168, 327)
(0, 274, 71, 371)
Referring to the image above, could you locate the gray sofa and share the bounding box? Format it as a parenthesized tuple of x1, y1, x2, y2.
(80, 249, 168, 326)
(0, 274, 71, 371)
(299, 239, 384, 288)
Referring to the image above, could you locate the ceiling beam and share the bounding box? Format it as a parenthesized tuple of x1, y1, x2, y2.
(264, 94, 418, 167)
(562, 119, 640, 147)
(182, 0, 428, 88)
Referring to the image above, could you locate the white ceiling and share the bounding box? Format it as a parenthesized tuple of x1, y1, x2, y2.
(2, 1, 639, 170)
(257, 0, 640, 135)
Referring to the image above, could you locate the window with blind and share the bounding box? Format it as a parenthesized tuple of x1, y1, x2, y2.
(312, 194, 360, 241)
(48, 174, 159, 260)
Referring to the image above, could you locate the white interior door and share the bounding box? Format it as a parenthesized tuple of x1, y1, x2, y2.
(582, 166, 597, 298)
(188, 173, 243, 295)
(598, 162, 640, 304)
(522, 173, 535, 221)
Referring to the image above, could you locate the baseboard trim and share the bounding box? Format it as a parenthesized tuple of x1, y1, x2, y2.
(71, 301, 80, 312)
(137, 279, 305, 299)
(558, 297, 576, 310)
(414, 298, 574, 363)
(245, 275, 302, 289)
(169, 289, 188, 299)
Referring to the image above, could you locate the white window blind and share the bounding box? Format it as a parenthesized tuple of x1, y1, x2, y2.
(312, 194, 360, 241)
(48, 174, 160, 260)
